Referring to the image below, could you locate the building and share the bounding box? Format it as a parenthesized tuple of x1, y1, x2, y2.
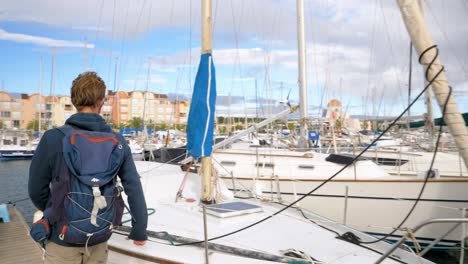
(0, 91, 24, 128)
(0, 90, 190, 130)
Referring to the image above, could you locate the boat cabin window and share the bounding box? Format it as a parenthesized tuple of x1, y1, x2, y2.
(220, 161, 236, 166)
(298, 165, 315, 169)
(254, 162, 274, 168)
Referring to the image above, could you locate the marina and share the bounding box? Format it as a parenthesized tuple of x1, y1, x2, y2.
(1, 0, 468, 263)
(0, 159, 465, 263)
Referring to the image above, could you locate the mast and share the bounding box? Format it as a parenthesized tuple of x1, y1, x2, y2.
(142, 57, 151, 143)
(418, 0, 435, 148)
(255, 79, 258, 119)
(38, 57, 43, 135)
(407, 42, 413, 129)
(47, 48, 56, 129)
(201, 0, 213, 203)
(297, 0, 309, 148)
(397, 0, 468, 168)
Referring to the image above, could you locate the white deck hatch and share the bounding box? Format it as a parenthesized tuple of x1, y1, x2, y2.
(204, 201, 263, 218)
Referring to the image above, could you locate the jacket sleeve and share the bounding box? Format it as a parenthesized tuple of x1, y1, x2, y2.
(28, 133, 52, 211)
(118, 141, 148, 241)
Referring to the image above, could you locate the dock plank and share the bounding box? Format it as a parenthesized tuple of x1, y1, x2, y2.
(0, 208, 43, 264)
(0, 208, 159, 263)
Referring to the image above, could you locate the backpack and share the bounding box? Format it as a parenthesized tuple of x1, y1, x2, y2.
(44, 125, 126, 246)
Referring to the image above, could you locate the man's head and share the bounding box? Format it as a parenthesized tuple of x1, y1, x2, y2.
(71, 71, 106, 112)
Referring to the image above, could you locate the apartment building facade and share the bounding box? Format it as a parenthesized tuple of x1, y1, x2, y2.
(0, 90, 190, 130)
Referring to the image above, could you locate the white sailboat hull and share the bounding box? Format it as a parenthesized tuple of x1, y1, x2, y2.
(108, 161, 431, 264)
(212, 147, 468, 247)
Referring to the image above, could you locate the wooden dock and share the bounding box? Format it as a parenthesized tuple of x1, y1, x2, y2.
(0, 207, 157, 264)
(0, 207, 43, 264)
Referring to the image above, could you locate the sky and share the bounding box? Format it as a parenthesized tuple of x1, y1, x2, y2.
(0, 0, 467, 119)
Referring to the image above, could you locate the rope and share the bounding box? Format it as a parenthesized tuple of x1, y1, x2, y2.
(401, 227, 421, 254)
(175, 45, 452, 248)
(362, 45, 452, 245)
(0, 197, 30, 205)
(121, 208, 155, 225)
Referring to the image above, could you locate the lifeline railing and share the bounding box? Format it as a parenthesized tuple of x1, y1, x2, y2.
(375, 217, 468, 264)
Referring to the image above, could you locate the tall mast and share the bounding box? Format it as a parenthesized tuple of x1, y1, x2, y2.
(38, 57, 43, 135)
(297, 0, 309, 148)
(201, 0, 213, 203)
(397, 0, 468, 168)
(418, 0, 435, 148)
(407, 42, 413, 129)
(47, 48, 56, 129)
(113, 57, 119, 127)
(201, 0, 212, 54)
(142, 57, 151, 143)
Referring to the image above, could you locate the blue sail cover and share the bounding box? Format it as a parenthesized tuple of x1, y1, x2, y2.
(187, 53, 216, 158)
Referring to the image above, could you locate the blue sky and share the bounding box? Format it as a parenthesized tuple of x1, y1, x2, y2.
(1, 0, 467, 118)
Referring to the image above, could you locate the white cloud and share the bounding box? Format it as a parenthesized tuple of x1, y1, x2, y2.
(1, 0, 466, 114)
(0, 28, 94, 48)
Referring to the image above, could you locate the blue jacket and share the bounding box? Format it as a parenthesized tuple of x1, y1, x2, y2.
(28, 113, 148, 246)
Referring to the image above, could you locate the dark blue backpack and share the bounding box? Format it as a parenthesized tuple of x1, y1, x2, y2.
(44, 125, 125, 246)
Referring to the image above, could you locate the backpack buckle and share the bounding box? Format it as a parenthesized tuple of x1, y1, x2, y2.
(91, 187, 107, 227)
(59, 225, 67, 240)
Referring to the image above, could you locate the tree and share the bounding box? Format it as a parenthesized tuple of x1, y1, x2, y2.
(175, 124, 187, 131)
(0, 120, 3, 129)
(235, 124, 244, 131)
(220, 126, 227, 134)
(362, 121, 369, 130)
(335, 119, 343, 130)
(27, 120, 47, 131)
(127, 117, 142, 128)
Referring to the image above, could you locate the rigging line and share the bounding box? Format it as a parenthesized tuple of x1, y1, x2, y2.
(365, 0, 378, 117)
(229, 0, 247, 118)
(132, 0, 153, 92)
(125, 0, 147, 91)
(321, 0, 332, 112)
(213, 0, 219, 34)
(306, 1, 320, 114)
(175, 45, 446, 247)
(188, 0, 193, 91)
(90, 0, 105, 69)
(378, 0, 404, 92)
(133, 0, 148, 36)
(425, 2, 468, 78)
(176, 2, 193, 100)
(107, 0, 117, 83)
(116, 0, 131, 91)
(362, 46, 449, 245)
(169, 3, 182, 106)
(264, 1, 280, 120)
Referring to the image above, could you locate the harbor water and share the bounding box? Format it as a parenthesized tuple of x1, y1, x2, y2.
(0, 159, 464, 263)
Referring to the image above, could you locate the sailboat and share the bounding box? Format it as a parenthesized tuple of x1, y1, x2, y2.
(211, 0, 468, 251)
(107, 0, 433, 263)
(0, 129, 35, 160)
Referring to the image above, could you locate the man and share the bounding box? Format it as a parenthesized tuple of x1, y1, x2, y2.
(29, 72, 147, 263)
